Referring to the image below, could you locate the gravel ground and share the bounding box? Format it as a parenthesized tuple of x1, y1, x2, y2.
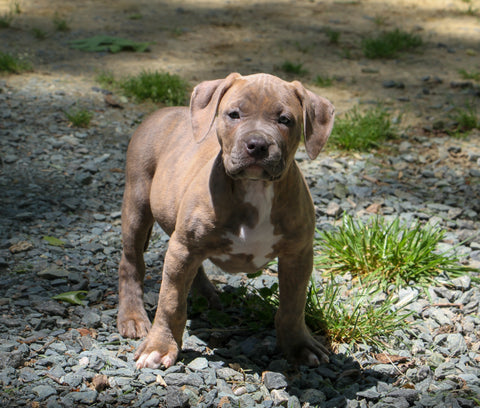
(1, 75, 480, 408)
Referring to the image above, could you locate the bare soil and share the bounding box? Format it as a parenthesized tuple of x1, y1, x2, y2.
(1, 0, 479, 129)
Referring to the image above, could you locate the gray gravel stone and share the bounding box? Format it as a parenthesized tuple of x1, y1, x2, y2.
(263, 371, 288, 390)
(32, 384, 57, 399)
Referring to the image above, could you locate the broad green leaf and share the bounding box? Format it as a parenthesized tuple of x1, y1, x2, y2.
(43, 235, 65, 246)
(52, 291, 88, 305)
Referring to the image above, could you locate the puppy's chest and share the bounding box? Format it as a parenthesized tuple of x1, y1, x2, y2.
(212, 184, 281, 271)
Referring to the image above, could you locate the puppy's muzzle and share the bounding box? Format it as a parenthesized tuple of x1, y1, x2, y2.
(225, 134, 284, 181)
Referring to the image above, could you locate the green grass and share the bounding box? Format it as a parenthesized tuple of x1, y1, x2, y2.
(0, 0, 20, 28)
(32, 27, 47, 40)
(316, 215, 473, 288)
(0, 11, 13, 28)
(458, 68, 480, 81)
(192, 213, 476, 350)
(128, 13, 143, 20)
(329, 107, 397, 151)
(280, 61, 308, 76)
(65, 108, 93, 127)
(0, 51, 31, 73)
(53, 12, 70, 32)
(314, 75, 334, 87)
(96, 70, 116, 87)
(324, 27, 341, 44)
(362, 29, 422, 59)
(227, 272, 412, 349)
(451, 105, 479, 135)
(305, 277, 412, 347)
(98, 70, 189, 105)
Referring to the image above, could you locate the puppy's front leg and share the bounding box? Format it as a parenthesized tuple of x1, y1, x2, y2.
(135, 234, 200, 369)
(275, 247, 330, 367)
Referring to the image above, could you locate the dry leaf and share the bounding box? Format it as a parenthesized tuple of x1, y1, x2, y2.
(92, 374, 109, 392)
(156, 374, 167, 387)
(366, 202, 382, 214)
(375, 353, 409, 364)
(9, 241, 33, 254)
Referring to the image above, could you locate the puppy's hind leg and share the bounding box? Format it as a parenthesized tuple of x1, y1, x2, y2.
(191, 265, 221, 309)
(117, 181, 155, 339)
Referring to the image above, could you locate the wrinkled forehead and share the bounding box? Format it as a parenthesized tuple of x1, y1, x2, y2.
(220, 74, 303, 114)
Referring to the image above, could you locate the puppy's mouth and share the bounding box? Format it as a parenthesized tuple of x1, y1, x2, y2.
(224, 158, 284, 181)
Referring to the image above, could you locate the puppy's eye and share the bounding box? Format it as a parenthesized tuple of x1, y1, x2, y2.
(228, 111, 240, 119)
(278, 115, 292, 126)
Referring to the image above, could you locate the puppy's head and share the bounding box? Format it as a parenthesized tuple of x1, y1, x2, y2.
(190, 73, 335, 181)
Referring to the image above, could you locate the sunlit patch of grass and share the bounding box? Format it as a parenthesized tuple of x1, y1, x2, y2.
(315, 215, 473, 288)
(97, 70, 189, 106)
(119, 71, 189, 105)
(305, 277, 412, 348)
(329, 107, 397, 151)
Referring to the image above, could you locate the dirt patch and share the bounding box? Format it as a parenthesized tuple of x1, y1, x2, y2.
(1, 0, 479, 128)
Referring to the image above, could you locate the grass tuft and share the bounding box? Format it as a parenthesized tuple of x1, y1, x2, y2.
(280, 61, 308, 76)
(329, 107, 396, 151)
(314, 75, 334, 87)
(32, 27, 47, 40)
(324, 27, 341, 44)
(458, 68, 480, 81)
(362, 29, 422, 59)
(0, 51, 31, 73)
(451, 105, 479, 135)
(305, 278, 412, 347)
(316, 215, 473, 288)
(65, 108, 93, 128)
(0, 0, 21, 28)
(104, 70, 189, 105)
(53, 12, 70, 32)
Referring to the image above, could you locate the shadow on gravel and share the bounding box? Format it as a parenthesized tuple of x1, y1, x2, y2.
(179, 286, 391, 406)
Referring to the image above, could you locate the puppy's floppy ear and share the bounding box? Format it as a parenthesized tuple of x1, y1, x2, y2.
(190, 72, 242, 143)
(293, 81, 335, 160)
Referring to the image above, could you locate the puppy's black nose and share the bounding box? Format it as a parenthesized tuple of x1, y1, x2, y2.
(245, 137, 269, 159)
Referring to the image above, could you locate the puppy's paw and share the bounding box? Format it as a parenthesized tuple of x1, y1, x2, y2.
(134, 332, 179, 370)
(278, 330, 330, 367)
(117, 309, 151, 339)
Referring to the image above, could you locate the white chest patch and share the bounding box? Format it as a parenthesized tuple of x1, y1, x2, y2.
(215, 182, 280, 269)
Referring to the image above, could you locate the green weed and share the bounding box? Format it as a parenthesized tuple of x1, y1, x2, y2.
(32, 27, 47, 40)
(316, 215, 473, 288)
(0, 51, 31, 73)
(65, 108, 93, 128)
(451, 105, 479, 135)
(0, 11, 13, 28)
(0, 0, 20, 28)
(280, 61, 308, 76)
(458, 68, 480, 81)
(329, 107, 396, 151)
(362, 29, 422, 59)
(325, 28, 341, 44)
(53, 12, 70, 32)
(314, 75, 334, 87)
(118, 70, 189, 105)
(96, 70, 116, 87)
(305, 278, 412, 347)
